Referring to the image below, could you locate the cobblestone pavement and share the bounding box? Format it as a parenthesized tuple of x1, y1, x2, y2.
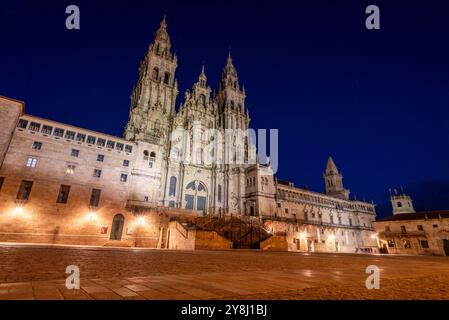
(1, 244, 449, 300)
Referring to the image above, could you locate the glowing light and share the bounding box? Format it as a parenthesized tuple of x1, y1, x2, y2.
(137, 217, 146, 226)
(299, 232, 308, 239)
(14, 206, 23, 216)
(87, 212, 96, 222)
(371, 234, 377, 240)
(328, 234, 336, 242)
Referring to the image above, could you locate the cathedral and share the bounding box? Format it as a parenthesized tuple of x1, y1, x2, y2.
(0, 18, 377, 253)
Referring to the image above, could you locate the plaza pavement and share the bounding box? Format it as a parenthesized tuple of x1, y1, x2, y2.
(0, 243, 448, 300)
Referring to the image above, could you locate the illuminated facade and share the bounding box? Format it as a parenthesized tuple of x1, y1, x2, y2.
(0, 18, 377, 252)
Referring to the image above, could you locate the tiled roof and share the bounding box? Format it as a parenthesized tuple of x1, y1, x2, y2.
(376, 210, 449, 222)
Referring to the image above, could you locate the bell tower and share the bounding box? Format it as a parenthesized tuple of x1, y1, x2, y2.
(391, 191, 415, 215)
(323, 156, 350, 200)
(124, 16, 179, 144)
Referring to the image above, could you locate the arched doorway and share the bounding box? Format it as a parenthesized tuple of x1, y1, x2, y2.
(110, 214, 125, 240)
(185, 181, 207, 215)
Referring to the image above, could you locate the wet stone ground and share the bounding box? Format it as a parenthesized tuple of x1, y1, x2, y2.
(0, 244, 448, 300)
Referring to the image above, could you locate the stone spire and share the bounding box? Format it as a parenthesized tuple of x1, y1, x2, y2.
(326, 156, 339, 175)
(323, 156, 350, 200)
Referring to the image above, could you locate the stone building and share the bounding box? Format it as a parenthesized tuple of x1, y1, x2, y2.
(0, 17, 377, 252)
(374, 192, 449, 256)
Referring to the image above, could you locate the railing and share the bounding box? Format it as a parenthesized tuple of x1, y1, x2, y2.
(125, 200, 160, 211)
(261, 215, 375, 231)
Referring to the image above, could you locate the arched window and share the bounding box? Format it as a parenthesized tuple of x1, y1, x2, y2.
(152, 68, 159, 80)
(169, 176, 177, 197)
(150, 152, 156, 161)
(143, 150, 149, 160)
(397, 201, 403, 208)
(199, 94, 206, 105)
(230, 101, 235, 110)
(218, 185, 222, 202)
(186, 181, 196, 191)
(164, 72, 170, 84)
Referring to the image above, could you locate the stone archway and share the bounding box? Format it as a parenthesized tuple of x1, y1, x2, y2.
(184, 180, 208, 215)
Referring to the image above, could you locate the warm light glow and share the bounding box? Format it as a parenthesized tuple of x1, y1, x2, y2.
(87, 212, 96, 222)
(14, 206, 23, 215)
(136, 217, 146, 226)
(299, 232, 308, 239)
(371, 234, 378, 240)
(328, 234, 336, 242)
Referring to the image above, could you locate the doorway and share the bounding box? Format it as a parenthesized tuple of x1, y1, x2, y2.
(110, 214, 125, 240)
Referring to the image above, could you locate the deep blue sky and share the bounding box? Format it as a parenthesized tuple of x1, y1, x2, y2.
(1, 0, 449, 217)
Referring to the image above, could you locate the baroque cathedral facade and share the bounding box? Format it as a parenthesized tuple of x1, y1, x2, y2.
(0, 18, 377, 252)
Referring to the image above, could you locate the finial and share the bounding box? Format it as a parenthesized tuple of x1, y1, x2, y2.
(227, 50, 233, 66)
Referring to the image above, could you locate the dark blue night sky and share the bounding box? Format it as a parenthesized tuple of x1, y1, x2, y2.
(1, 0, 449, 217)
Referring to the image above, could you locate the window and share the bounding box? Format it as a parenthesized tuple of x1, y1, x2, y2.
(417, 225, 424, 231)
(125, 145, 133, 153)
(66, 164, 76, 175)
(76, 133, 86, 142)
(338, 216, 342, 225)
(433, 224, 438, 228)
(56, 185, 71, 204)
(87, 136, 96, 144)
(120, 174, 128, 183)
(385, 226, 391, 232)
(169, 176, 177, 196)
(65, 130, 75, 140)
(285, 208, 289, 214)
(330, 215, 334, 224)
(403, 240, 412, 248)
(41, 125, 53, 135)
(304, 212, 308, 221)
(71, 149, 80, 157)
(17, 119, 28, 129)
(0, 177, 4, 192)
(400, 226, 407, 234)
(218, 185, 222, 202)
(26, 157, 38, 168)
(89, 189, 101, 207)
(164, 72, 170, 84)
(16, 180, 33, 200)
(387, 240, 395, 248)
(53, 128, 64, 137)
(32, 141, 42, 150)
(143, 150, 149, 160)
(419, 240, 429, 249)
(97, 138, 106, 147)
(97, 154, 104, 162)
(123, 160, 130, 167)
(93, 169, 102, 178)
(106, 140, 115, 149)
(29, 122, 41, 132)
(349, 218, 353, 226)
(397, 201, 402, 208)
(152, 67, 159, 80)
(116, 143, 124, 151)
(150, 152, 156, 161)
